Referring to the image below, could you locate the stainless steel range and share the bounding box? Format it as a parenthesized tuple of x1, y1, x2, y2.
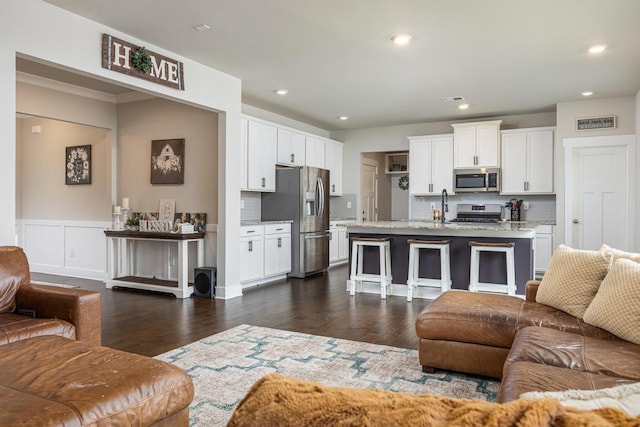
(449, 204, 503, 223)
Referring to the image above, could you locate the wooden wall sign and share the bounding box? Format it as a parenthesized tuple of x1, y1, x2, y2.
(576, 115, 616, 131)
(102, 34, 184, 90)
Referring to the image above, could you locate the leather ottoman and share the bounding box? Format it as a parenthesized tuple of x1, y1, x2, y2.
(0, 335, 194, 426)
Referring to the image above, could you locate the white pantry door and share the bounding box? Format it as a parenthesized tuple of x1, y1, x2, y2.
(361, 160, 378, 222)
(564, 135, 635, 251)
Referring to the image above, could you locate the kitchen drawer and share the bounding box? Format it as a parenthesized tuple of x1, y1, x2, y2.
(241, 225, 264, 237)
(264, 223, 291, 235)
(535, 224, 554, 234)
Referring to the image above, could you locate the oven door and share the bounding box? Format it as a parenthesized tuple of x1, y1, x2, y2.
(454, 171, 488, 192)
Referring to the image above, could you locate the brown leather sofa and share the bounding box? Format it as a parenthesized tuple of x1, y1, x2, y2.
(0, 246, 194, 426)
(0, 245, 101, 345)
(415, 282, 640, 402)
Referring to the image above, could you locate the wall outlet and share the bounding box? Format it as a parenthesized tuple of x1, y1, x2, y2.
(430, 202, 436, 211)
(240, 199, 245, 209)
(523, 201, 530, 210)
(347, 201, 352, 209)
(69, 249, 75, 258)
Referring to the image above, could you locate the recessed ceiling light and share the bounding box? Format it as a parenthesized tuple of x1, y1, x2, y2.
(588, 44, 607, 54)
(275, 89, 289, 95)
(193, 24, 211, 31)
(458, 103, 470, 110)
(391, 34, 412, 45)
(581, 91, 594, 96)
(338, 116, 349, 121)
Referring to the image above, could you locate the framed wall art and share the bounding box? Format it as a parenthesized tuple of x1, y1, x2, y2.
(65, 144, 91, 185)
(151, 138, 185, 184)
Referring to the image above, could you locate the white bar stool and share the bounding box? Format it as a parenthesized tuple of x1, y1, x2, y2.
(349, 237, 392, 299)
(468, 241, 516, 296)
(406, 239, 451, 302)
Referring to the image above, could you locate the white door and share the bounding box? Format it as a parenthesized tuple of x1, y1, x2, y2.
(565, 135, 634, 251)
(361, 160, 378, 222)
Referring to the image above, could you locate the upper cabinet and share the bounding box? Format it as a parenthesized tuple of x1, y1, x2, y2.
(501, 127, 554, 195)
(240, 118, 248, 191)
(408, 134, 454, 195)
(305, 136, 326, 168)
(325, 139, 343, 195)
(277, 128, 305, 166)
(246, 119, 277, 192)
(452, 120, 501, 168)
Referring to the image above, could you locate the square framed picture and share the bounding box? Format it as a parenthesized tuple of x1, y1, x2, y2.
(151, 138, 185, 184)
(65, 144, 91, 185)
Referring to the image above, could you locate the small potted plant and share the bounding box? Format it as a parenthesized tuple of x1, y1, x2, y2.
(126, 217, 140, 231)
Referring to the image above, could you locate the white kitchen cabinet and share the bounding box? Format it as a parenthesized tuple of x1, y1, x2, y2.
(240, 118, 248, 190)
(408, 134, 454, 195)
(535, 224, 555, 279)
(240, 225, 265, 283)
(325, 139, 343, 195)
(329, 222, 349, 266)
(263, 223, 292, 277)
(452, 120, 501, 168)
(246, 120, 277, 192)
(501, 127, 554, 195)
(305, 136, 325, 168)
(277, 128, 305, 166)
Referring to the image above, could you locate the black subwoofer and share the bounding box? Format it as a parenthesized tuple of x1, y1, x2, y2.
(193, 266, 216, 298)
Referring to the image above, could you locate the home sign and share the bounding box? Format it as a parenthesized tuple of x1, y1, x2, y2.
(102, 34, 184, 90)
(576, 115, 616, 131)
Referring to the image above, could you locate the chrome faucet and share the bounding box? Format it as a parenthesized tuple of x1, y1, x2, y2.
(441, 189, 448, 223)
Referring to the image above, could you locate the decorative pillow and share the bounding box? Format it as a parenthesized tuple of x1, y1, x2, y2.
(583, 258, 640, 344)
(520, 382, 640, 416)
(536, 245, 612, 319)
(600, 243, 640, 264)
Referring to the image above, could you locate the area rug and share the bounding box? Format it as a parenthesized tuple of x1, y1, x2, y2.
(156, 324, 499, 427)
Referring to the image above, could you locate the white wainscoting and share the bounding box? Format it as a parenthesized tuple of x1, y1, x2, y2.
(16, 220, 218, 282)
(17, 219, 110, 280)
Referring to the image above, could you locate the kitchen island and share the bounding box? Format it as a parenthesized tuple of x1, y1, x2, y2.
(346, 221, 536, 299)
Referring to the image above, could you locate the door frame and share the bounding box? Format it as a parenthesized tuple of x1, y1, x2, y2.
(563, 134, 635, 249)
(360, 157, 379, 222)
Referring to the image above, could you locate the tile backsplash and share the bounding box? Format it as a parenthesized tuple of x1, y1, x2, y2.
(240, 191, 261, 221)
(330, 193, 357, 219)
(411, 193, 556, 222)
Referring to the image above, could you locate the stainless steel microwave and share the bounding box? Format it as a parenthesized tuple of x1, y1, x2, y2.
(453, 168, 500, 192)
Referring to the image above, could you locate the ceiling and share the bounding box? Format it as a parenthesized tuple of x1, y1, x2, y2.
(39, 0, 640, 130)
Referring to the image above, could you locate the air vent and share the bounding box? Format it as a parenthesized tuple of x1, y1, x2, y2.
(441, 96, 466, 103)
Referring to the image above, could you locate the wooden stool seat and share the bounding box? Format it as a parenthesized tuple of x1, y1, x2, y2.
(469, 241, 516, 296)
(349, 238, 392, 299)
(407, 239, 451, 302)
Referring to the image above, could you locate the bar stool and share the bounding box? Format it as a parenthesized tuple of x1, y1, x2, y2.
(406, 239, 451, 302)
(468, 241, 516, 296)
(349, 237, 392, 299)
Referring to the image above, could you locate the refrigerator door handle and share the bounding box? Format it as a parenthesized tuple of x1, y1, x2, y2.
(305, 232, 330, 240)
(317, 177, 325, 218)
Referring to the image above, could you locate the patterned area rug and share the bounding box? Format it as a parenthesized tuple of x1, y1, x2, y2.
(156, 324, 499, 426)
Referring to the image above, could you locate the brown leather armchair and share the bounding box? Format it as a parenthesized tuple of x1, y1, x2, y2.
(0, 246, 101, 346)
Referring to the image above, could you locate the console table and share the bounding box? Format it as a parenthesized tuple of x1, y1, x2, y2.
(104, 230, 205, 298)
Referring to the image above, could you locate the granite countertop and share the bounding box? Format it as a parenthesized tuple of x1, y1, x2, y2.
(241, 220, 293, 226)
(346, 220, 538, 238)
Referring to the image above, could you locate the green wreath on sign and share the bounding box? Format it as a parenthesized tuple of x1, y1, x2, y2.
(398, 174, 409, 191)
(131, 47, 152, 73)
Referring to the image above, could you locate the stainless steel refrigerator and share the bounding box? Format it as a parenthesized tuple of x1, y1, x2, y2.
(261, 166, 330, 278)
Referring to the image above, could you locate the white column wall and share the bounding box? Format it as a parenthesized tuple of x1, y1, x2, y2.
(1, 0, 242, 298)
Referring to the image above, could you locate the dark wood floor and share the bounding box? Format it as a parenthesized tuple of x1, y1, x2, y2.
(32, 265, 430, 357)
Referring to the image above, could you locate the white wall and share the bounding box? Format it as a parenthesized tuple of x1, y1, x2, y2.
(1, 0, 242, 298)
(555, 96, 636, 249)
(636, 89, 640, 250)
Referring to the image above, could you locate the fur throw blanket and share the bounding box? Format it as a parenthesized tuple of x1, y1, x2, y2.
(228, 374, 639, 426)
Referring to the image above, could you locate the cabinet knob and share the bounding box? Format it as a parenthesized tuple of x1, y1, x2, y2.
(261, 177, 266, 187)
(248, 240, 253, 251)
(573, 219, 580, 224)
(277, 237, 282, 248)
(291, 153, 295, 163)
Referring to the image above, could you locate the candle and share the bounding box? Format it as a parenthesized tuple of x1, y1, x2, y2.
(114, 206, 121, 214)
(122, 198, 129, 209)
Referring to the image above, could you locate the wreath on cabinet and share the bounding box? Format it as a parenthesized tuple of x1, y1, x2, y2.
(398, 174, 409, 191)
(131, 47, 152, 73)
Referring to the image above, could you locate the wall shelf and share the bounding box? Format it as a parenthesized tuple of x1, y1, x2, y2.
(385, 152, 409, 175)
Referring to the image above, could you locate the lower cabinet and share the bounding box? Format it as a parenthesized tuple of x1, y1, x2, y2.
(329, 223, 349, 266)
(535, 225, 555, 279)
(240, 223, 292, 286)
